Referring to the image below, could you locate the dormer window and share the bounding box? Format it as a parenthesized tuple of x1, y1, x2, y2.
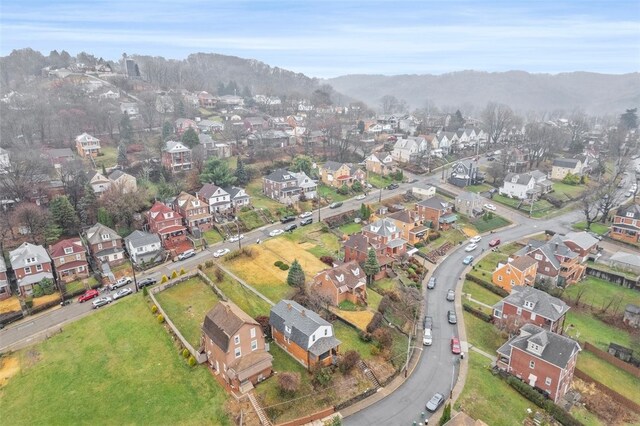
(627, 212, 635, 218)
(284, 325, 291, 333)
(64, 247, 73, 255)
(512, 176, 519, 183)
(524, 300, 535, 309)
(25, 257, 37, 264)
(101, 234, 110, 241)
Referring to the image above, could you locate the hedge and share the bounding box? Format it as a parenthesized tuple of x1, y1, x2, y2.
(465, 273, 509, 297)
(462, 303, 493, 323)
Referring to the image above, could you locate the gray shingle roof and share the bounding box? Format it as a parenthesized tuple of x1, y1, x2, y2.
(417, 195, 451, 210)
(366, 218, 399, 237)
(198, 183, 227, 200)
(493, 286, 569, 321)
(108, 170, 126, 181)
(124, 230, 160, 249)
(224, 186, 248, 200)
(270, 300, 340, 352)
(264, 168, 297, 183)
(616, 204, 640, 220)
(504, 173, 535, 186)
(516, 236, 578, 270)
(85, 223, 121, 245)
(322, 161, 344, 172)
(203, 301, 259, 353)
(507, 323, 580, 369)
(9, 242, 51, 269)
(562, 231, 599, 251)
(553, 158, 580, 168)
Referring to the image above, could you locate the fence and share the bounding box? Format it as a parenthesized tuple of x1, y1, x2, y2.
(582, 341, 640, 378)
(275, 407, 335, 426)
(574, 368, 640, 413)
(585, 266, 638, 290)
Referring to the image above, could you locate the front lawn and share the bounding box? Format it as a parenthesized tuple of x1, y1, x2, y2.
(64, 276, 98, 295)
(472, 214, 511, 233)
(464, 312, 505, 354)
(246, 178, 287, 213)
(93, 145, 118, 168)
(563, 276, 640, 310)
(371, 278, 397, 292)
(467, 242, 523, 281)
(466, 183, 494, 193)
(552, 182, 586, 200)
(0, 296, 230, 425)
(576, 350, 640, 405)
(237, 209, 268, 230)
(317, 184, 351, 202)
(462, 279, 502, 307)
(572, 221, 609, 235)
(338, 221, 363, 235)
(367, 172, 400, 189)
(155, 276, 221, 347)
(203, 229, 223, 245)
(203, 268, 272, 318)
(333, 320, 375, 360)
(492, 194, 553, 217)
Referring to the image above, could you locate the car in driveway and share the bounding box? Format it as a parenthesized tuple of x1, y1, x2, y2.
(355, 194, 366, 200)
(269, 229, 284, 237)
(426, 393, 445, 412)
(423, 328, 433, 346)
(446, 289, 455, 301)
(213, 248, 230, 258)
(489, 238, 501, 247)
(423, 315, 433, 330)
(109, 276, 131, 291)
(447, 310, 457, 324)
(284, 223, 298, 232)
(469, 235, 482, 244)
(386, 183, 399, 190)
(329, 202, 343, 209)
(92, 296, 112, 309)
(462, 255, 474, 265)
(137, 277, 157, 288)
(451, 337, 461, 354)
(78, 289, 99, 302)
(483, 203, 497, 211)
(177, 249, 196, 261)
(112, 288, 132, 300)
(464, 243, 478, 252)
(427, 276, 437, 289)
(299, 211, 313, 219)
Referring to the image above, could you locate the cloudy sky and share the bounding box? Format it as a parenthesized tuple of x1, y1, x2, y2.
(1, 0, 638, 78)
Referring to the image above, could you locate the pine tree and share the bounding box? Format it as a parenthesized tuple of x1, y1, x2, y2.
(49, 195, 79, 235)
(200, 157, 236, 187)
(176, 100, 185, 118)
(162, 121, 173, 140)
(101, 164, 107, 176)
(119, 112, 133, 144)
(181, 127, 199, 148)
(234, 157, 249, 186)
(117, 143, 128, 166)
(79, 183, 98, 226)
(360, 203, 372, 221)
(44, 223, 63, 244)
(363, 248, 380, 285)
(287, 259, 305, 287)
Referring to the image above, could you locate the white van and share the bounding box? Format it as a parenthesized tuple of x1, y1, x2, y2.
(423, 328, 433, 346)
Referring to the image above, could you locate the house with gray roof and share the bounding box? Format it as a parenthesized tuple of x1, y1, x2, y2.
(84, 223, 125, 267)
(496, 323, 580, 403)
(515, 236, 585, 286)
(499, 173, 536, 199)
(124, 230, 162, 265)
(362, 217, 408, 257)
(493, 286, 569, 334)
(551, 158, 583, 180)
(288, 171, 317, 199)
(269, 300, 341, 369)
(416, 196, 457, 230)
(608, 251, 640, 274)
(9, 242, 54, 297)
(454, 191, 484, 217)
(262, 168, 302, 204)
(224, 186, 251, 209)
(197, 183, 232, 214)
(561, 231, 599, 261)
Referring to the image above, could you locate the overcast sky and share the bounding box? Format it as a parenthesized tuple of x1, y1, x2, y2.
(1, 0, 638, 78)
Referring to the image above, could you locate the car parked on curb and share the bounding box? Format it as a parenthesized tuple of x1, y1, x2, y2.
(228, 234, 244, 243)
(281, 215, 296, 223)
(446, 289, 455, 302)
(489, 238, 501, 247)
(448, 310, 457, 324)
(469, 235, 482, 244)
(269, 229, 284, 237)
(464, 243, 478, 252)
(483, 203, 497, 211)
(423, 315, 433, 330)
(451, 337, 461, 354)
(462, 255, 474, 265)
(284, 223, 298, 232)
(426, 393, 445, 412)
(78, 289, 99, 302)
(423, 328, 433, 346)
(213, 248, 230, 258)
(92, 297, 112, 309)
(386, 183, 399, 190)
(300, 217, 313, 226)
(355, 194, 366, 200)
(177, 249, 196, 261)
(329, 202, 343, 209)
(112, 288, 132, 300)
(109, 276, 131, 291)
(137, 277, 157, 288)
(427, 276, 437, 289)
(299, 211, 313, 219)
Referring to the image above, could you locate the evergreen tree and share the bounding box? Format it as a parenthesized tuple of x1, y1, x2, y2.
(200, 158, 236, 187)
(101, 164, 107, 176)
(49, 195, 79, 235)
(119, 112, 133, 144)
(290, 155, 313, 176)
(363, 248, 380, 285)
(287, 259, 306, 287)
(234, 157, 249, 186)
(620, 108, 638, 130)
(79, 183, 98, 226)
(162, 121, 173, 140)
(117, 143, 128, 166)
(176, 100, 185, 118)
(44, 223, 63, 244)
(181, 127, 199, 148)
(448, 109, 465, 131)
(359, 203, 372, 221)
(97, 207, 114, 228)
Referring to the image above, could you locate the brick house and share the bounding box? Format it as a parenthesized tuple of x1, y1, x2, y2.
(386, 210, 429, 245)
(560, 232, 599, 262)
(9, 242, 54, 297)
(610, 204, 640, 244)
(173, 191, 213, 233)
(48, 238, 90, 283)
(362, 217, 407, 257)
(108, 170, 137, 194)
(416, 196, 457, 231)
(496, 323, 580, 403)
(0, 257, 9, 300)
(263, 169, 302, 204)
(365, 152, 396, 176)
(311, 261, 367, 306)
(270, 300, 341, 370)
(515, 237, 585, 286)
(201, 301, 273, 390)
(146, 201, 188, 249)
(84, 223, 125, 267)
(342, 233, 393, 279)
(454, 192, 484, 217)
(319, 161, 366, 188)
(492, 256, 538, 293)
(198, 183, 232, 214)
(75, 132, 101, 158)
(198, 91, 217, 108)
(174, 118, 199, 136)
(492, 286, 569, 334)
(162, 141, 192, 173)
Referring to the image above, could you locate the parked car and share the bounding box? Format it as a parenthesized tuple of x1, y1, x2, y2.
(447, 310, 457, 324)
(78, 289, 99, 303)
(137, 277, 157, 288)
(300, 217, 313, 226)
(488, 238, 501, 247)
(462, 255, 474, 265)
(213, 248, 230, 258)
(446, 289, 455, 302)
(281, 215, 296, 223)
(355, 194, 366, 200)
(451, 337, 461, 354)
(177, 249, 196, 261)
(423, 328, 433, 346)
(228, 234, 244, 242)
(329, 202, 343, 209)
(427, 276, 437, 289)
(386, 183, 399, 190)
(487, 156, 495, 162)
(112, 288, 132, 300)
(92, 297, 112, 309)
(426, 393, 445, 412)
(483, 203, 497, 211)
(284, 223, 298, 232)
(469, 235, 482, 244)
(423, 315, 433, 330)
(299, 211, 313, 219)
(109, 276, 131, 291)
(464, 243, 478, 252)
(269, 229, 284, 237)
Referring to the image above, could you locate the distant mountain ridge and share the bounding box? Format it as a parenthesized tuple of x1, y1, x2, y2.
(327, 71, 640, 114)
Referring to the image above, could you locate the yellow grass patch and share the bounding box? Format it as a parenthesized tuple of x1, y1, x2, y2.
(463, 227, 478, 237)
(0, 356, 19, 387)
(32, 293, 61, 307)
(334, 309, 374, 331)
(0, 297, 21, 314)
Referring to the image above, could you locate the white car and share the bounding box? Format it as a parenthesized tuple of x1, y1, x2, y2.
(112, 288, 132, 300)
(213, 248, 230, 258)
(483, 203, 496, 211)
(465, 243, 478, 252)
(299, 211, 313, 219)
(469, 235, 482, 244)
(269, 229, 284, 237)
(109, 276, 132, 290)
(92, 297, 112, 309)
(355, 194, 366, 200)
(228, 234, 244, 243)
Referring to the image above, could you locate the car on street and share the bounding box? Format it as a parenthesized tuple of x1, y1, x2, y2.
(423, 315, 433, 330)
(487, 156, 495, 162)
(284, 223, 298, 232)
(386, 183, 399, 190)
(462, 255, 474, 265)
(92, 297, 112, 309)
(423, 328, 433, 346)
(281, 215, 296, 223)
(451, 337, 461, 354)
(109, 276, 132, 290)
(626, 191, 633, 197)
(269, 229, 284, 237)
(177, 249, 196, 261)
(464, 243, 478, 252)
(355, 194, 366, 200)
(483, 203, 497, 211)
(228, 234, 244, 243)
(489, 238, 501, 247)
(426, 393, 445, 412)
(213, 248, 230, 258)
(446, 289, 455, 301)
(469, 235, 482, 244)
(137, 277, 157, 288)
(112, 288, 132, 300)
(427, 276, 437, 289)
(329, 202, 343, 209)
(78, 289, 99, 303)
(300, 217, 313, 226)
(299, 211, 313, 219)
(447, 310, 457, 324)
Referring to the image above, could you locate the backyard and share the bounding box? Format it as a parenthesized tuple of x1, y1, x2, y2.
(0, 296, 230, 425)
(563, 276, 640, 310)
(463, 312, 505, 354)
(492, 194, 554, 218)
(572, 221, 609, 236)
(565, 309, 636, 351)
(203, 267, 272, 318)
(317, 184, 353, 203)
(93, 145, 118, 169)
(576, 350, 640, 406)
(552, 182, 586, 201)
(463, 279, 501, 307)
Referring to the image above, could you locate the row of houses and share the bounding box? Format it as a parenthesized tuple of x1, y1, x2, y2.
(391, 128, 488, 163)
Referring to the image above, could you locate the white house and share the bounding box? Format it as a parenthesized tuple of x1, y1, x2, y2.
(99, 90, 120, 100)
(289, 171, 317, 199)
(392, 137, 427, 163)
(124, 230, 162, 265)
(499, 173, 536, 199)
(120, 102, 139, 116)
(198, 183, 231, 213)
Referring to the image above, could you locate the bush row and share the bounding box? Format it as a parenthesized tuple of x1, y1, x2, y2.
(465, 273, 509, 297)
(462, 303, 493, 323)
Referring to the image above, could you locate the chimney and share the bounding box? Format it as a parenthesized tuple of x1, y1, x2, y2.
(301, 310, 306, 317)
(555, 243, 559, 251)
(287, 303, 292, 311)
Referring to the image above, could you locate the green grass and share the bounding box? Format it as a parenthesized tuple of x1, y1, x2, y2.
(464, 312, 505, 354)
(564, 276, 640, 310)
(367, 172, 396, 189)
(585, 261, 640, 281)
(0, 295, 229, 425)
(492, 194, 554, 217)
(367, 289, 383, 311)
(338, 221, 363, 235)
(570, 405, 605, 426)
(338, 300, 360, 311)
(492, 194, 521, 208)
(246, 178, 287, 212)
(467, 242, 523, 281)
(283, 222, 341, 258)
(317, 184, 351, 202)
(93, 145, 118, 168)
(203, 269, 272, 318)
(552, 182, 587, 200)
(466, 183, 494, 193)
(371, 278, 397, 291)
(565, 310, 636, 351)
(572, 221, 609, 235)
(577, 351, 640, 405)
(155, 276, 221, 347)
(238, 209, 267, 230)
(333, 320, 374, 360)
(203, 229, 223, 245)
(455, 353, 532, 426)
(463, 279, 502, 306)
(64, 277, 96, 295)
(473, 214, 511, 233)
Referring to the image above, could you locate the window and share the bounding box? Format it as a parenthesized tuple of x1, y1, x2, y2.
(510, 279, 515, 285)
(251, 340, 258, 351)
(234, 347, 241, 358)
(312, 335, 316, 342)
(59, 257, 65, 264)
(36, 264, 43, 272)
(78, 266, 84, 272)
(250, 327, 256, 338)
(544, 267, 550, 272)
(76, 254, 81, 260)
(545, 377, 552, 386)
(285, 325, 291, 333)
(529, 360, 535, 369)
(506, 268, 511, 274)
(24, 266, 31, 275)
(101, 234, 110, 240)
(64, 247, 73, 255)
(534, 254, 543, 261)
(498, 276, 503, 282)
(517, 307, 522, 315)
(234, 335, 240, 345)
(98, 243, 103, 250)
(324, 329, 328, 336)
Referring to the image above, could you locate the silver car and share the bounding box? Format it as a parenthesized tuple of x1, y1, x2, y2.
(446, 289, 455, 302)
(92, 297, 112, 309)
(426, 393, 444, 412)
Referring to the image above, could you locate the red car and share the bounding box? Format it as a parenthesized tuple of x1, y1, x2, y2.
(78, 289, 99, 302)
(451, 337, 461, 355)
(489, 238, 501, 247)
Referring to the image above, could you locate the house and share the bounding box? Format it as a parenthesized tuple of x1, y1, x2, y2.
(0, 257, 10, 300)
(269, 300, 341, 369)
(173, 191, 213, 233)
(551, 158, 583, 180)
(318, 161, 365, 188)
(174, 118, 199, 136)
(48, 238, 89, 283)
(362, 217, 408, 257)
(124, 230, 162, 265)
(560, 232, 599, 261)
(199, 134, 231, 158)
(416, 196, 457, 231)
(75, 132, 101, 158)
(198, 183, 232, 214)
(496, 323, 580, 403)
(162, 141, 192, 173)
(197, 119, 225, 134)
(99, 90, 119, 100)
(88, 171, 111, 195)
(198, 91, 217, 108)
(448, 162, 484, 187)
(492, 256, 538, 293)
(119, 102, 139, 116)
(288, 171, 317, 200)
(623, 304, 640, 328)
(392, 136, 427, 163)
(515, 236, 585, 286)
(146, 201, 188, 249)
(387, 210, 428, 244)
(263, 169, 302, 204)
(610, 204, 640, 244)
(225, 187, 251, 210)
(108, 170, 137, 194)
(247, 130, 293, 148)
(155, 94, 174, 114)
(365, 152, 396, 176)
(311, 261, 367, 307)
(84, 223, 125, 267)
(505, 148, 530, 173)
(44, 148, 75, 169)
(244, 117, 268, 132)
(499, 173, 535, 200)
(342, 233, 393, 279)
(201, 301, 273, 390)
(493, 286, 569, 333)
(454, 192, 484, 217)
(530, 170, 554, 195)
(9, 242, 54, 297)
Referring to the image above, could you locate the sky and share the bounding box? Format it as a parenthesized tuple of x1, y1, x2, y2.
(1, 0, 639, 78)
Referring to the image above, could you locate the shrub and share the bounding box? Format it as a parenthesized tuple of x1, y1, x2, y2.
(337, 184, 350, 195)
(414, 242, 425, 249)
(358, 331, 372, 342)
(255, 315, 271, 338)
(157, 314, 164, 323)
(188, 356, 197, 367)
(277, 372, 301, 396)
(274, 261, 284, 267)
(197, 264, 203, 271)
(161, 275, 169, 284)
(370, 346, 381, 356)
(241, 247, 254, 258)
(151, 305, 158, 314)
(32, 284, 44, 298)
(171, 270, 178, 279)
(204, 259, 214, 268)
(214, 267, 225, 283)
(24, 297, 34, 309)
(428, 231, 440, 241)
(320, 256, 335, 266)
(339, 350, 361, 375)
(142, 286, 148, 296)
(463, 304, 494, 323)
(439, 403, 452, 425)
(372, 328, 393, 350)
(465, 274, 509, 297)
(378, 295, 392, 314)
(179, 267, 186, 275)
(279, 264, 289, 271)
(387, 291, 400, 302)
(40, 278, 55, 295)
(182, 348, 190, 358)
(366, 312, 384, 333)
(311, 364, 333, 388)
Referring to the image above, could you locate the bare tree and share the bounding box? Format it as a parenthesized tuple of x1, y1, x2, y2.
(567, 113, 589, 152)
(11, 202, 50, 244)
(0, 151, 52, 201)
(481, 102, 513, 145)
(137, 91, 158, 131)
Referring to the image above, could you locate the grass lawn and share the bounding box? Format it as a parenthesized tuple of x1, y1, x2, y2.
(202, 229, 223, 245)
(426, 228, 468, 250)
(367, 289, 383, 311)
(565, 310, 635, 351)
(282, 222, 341, 259)
(455, 353, 532, 426)
(472, 214, 511, 233)
(317, 184, 351, 202)
(576, 351, 640, 405)
(552, 182, 586, 200)
(367, 172, 397, 189)
(463, 312, 505, 354)
(492, 194, 553, 218)
(155, 276, 221, 347)
(571, 405, 605, 426)
(246, 179, 286, 213)
(466, 183, 494, 193)
(203, 268, 272, 318)
(371, 278, 397, 292)
(93, 145, 118, 168)
(564, 276, 640, 310)
(0, 296, 21, 314)
(585, 261, 640, 281)
(0, 296, 229, 425)
(338, 221, 363, 235)
(572, 221, 609, 235)
(65, 279, 91, 294)
(462, 280, 502, 307)
(492, 194, 521, 208)
(237, 209, 267, 230)
(467, 242, 523, 281)
(334, 309, 374, 331)
(333, 320, 375, 360)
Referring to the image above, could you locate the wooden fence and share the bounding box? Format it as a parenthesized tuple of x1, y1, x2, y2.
(582, 341, 640, 378)
(275, 407, 335, 426)
(574, 368, 640, 413)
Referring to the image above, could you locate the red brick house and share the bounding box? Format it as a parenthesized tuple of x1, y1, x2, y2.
(146, 201, 188, 249)
(162, 141, 192, 173)
(0, 257, 9, 301)
(610, 204, 640, 244)
(311, 261, 367, 306)
(198, 91, 217, 108)
(515, 236, 585, 286)
(48, 238, 90, 283)
(343, 233, 393, 279)
(174, 118, 199, 136)
(201, 301, 273, 391)
(416, 196, 457, 231)
(173, 192, 213, 233)
(492, 286, 570, 334)
(9, 242, 54, 297)
(361, 217, 407, 258)
(497, 323, 580, 403)
(560, 232, 599, 262)
(84, 223, 125, 267)
(269, 300, 341, 370)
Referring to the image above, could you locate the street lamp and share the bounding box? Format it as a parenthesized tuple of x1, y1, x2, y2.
(233, 218, 241, 250)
